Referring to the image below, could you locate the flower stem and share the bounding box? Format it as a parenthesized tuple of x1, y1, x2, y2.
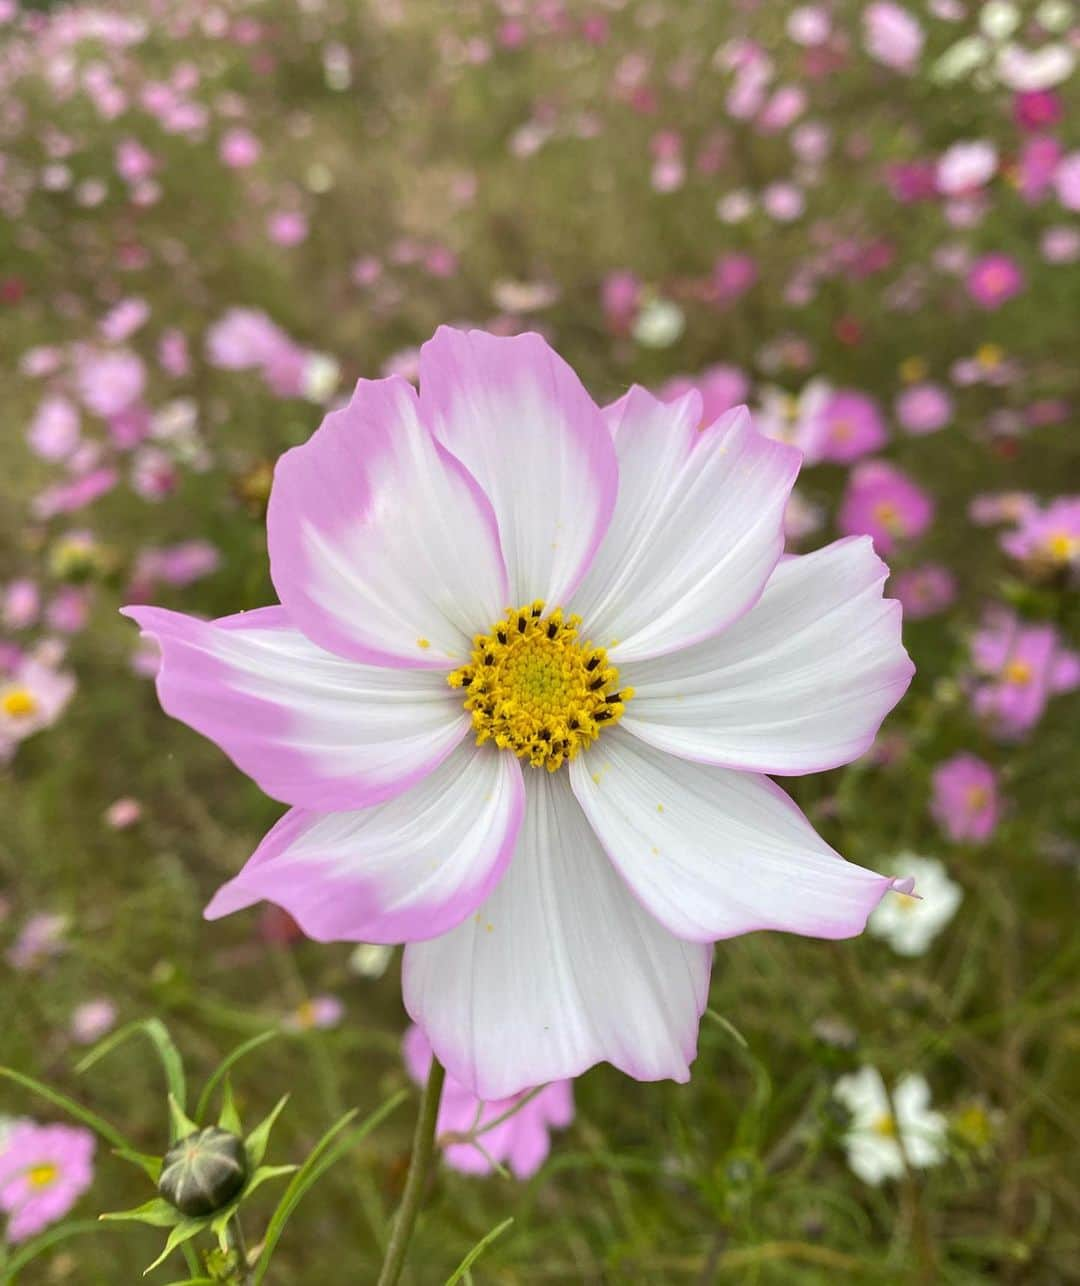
(376, 1055, 446, 1286)
(227, 1215, 252, 1285)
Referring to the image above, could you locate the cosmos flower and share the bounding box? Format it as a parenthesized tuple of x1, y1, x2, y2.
(659, 365, 750, 427)
(890, 564, 956, 620)
(403, 1025, 573, 1179)
(755, 378, 832, 462)
(0, 1122, 95, 1243)
(126, 328, 914, 1099)
(966, 253, 1025, 308)
(70, 998, 118, 1045)
(868, 854, 963, 955)
(1000, 497, 1080, 573)
(839, 460, 935, 554)
(931, 754, 1000, 844)
(6, 912, 68, 971)
(970, 610, 1079, 739)
(895, 383, 952, 435)
(282, 995, 344, 1033)
(863, 3, 924, 74)
(0, 656, 76, 762)
(813, 390, 888, 463)
(833, 1067, 946, 1185)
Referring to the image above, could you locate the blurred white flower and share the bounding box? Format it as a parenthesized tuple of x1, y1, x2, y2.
(979, 2, 1019, 40)
(996, 42, 1075, 90)
(302, 353, 341, 403)
(868, 854, 962, 956)
(632, 297, 685, 348)
(834, 1067, 947, 1185)
(348, 943, 394, 979)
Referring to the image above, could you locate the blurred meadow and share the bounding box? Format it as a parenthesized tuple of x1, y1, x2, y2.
(1, 0, 1079, 1281)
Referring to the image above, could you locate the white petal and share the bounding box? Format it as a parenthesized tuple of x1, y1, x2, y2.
(572, 731, 900, 942)
(403, 771, 711, 1099)
(205, 740, 524, 944)
(124, 605, 468, 810)
(570, 388, 800, 661)
(419, 327, 618, 607)
(620, 536, 914, 774)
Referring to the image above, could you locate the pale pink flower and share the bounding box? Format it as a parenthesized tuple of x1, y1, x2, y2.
(27, 396, 80, 461)
(127, 329, 914, 1099)
(2, 580, 39, 631)
(1000, 497, 1080, 571)
(282, 995, 344, 1032)
(891, 564, 955, 620)
(1054, 152, 1080, 212)
(936, 141, 997, 196)
(0, 657, 76, 759)
(839, 460, 934, 554)
(895, 383, 952, 435)
(863, 3, 924, 74)
(104, 797, 142, 829)
(931, 754, 999, 844)
(403, 1025, 573, 1179)
(99, 297, 149, 342)
(267, 210, 308, 246)
(70, 999, 117, 1045)
(219, 127, 261, 168)
(7, 913, 68, 971)
(76, 349, 145, 418)
(814, 390, 888, 463)
(0, 1122, 94, 1242)
(970, 610, 1079, 739)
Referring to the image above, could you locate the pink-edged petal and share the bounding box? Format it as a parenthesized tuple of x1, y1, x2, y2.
(571, 730, 905, 942)
(267, 375, 509, 668)
(570, 388, 801, 662)
(205, 739, 523, 944)
(124, 604, 467, 810)
(619, 536, 914, 775)
(419, 327, 618, 607)
(403, 771, 712, 1100)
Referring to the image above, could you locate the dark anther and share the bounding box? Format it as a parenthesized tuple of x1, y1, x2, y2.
(517, 615, 527, 633)
(484, 653, 494, 665)
(585, 655, 600, 671)
(605, 691, 622, 703)
(568, 719, 580, 730)
(460, 675, 472, 687)
(532, 604, 543, 616)
(588, 676, 606, 691)
(547, 622, 558, 639)
(594, 709, 613, 722)
(497, 630, 507, 644)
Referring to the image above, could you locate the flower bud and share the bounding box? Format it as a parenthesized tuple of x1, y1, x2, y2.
(158, 1127, 248, 1217)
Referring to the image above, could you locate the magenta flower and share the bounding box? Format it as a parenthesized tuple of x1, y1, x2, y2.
(403, 1025, 573, 1179)
(891, 564, 956, 620)
(863, 2, 923, 73)
(971, 610, 1080, 739)
(0, 1122, 95, 1243)
(659, 365, 749, 426)
(814, 390, 888, 463)
(839, 460, 934, 554)
(1000, 497, 1080, 572)
(895, 383, 952, 435)
(966, 254, 1025, 309)
(931, 754, 999, 844)
(26, 396, 80, 461)
(127, 329, 914, 1099)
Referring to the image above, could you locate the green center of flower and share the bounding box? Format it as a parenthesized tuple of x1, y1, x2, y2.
(448, 601, 632, 771)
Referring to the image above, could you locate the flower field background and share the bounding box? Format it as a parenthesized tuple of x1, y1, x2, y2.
(1, 0, 1079, 1281)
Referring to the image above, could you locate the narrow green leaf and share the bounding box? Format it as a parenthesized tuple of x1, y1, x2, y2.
(245, 1164, 298, 1196)
(705, 1008, 749, 1049)
(3, 1219, 105, 1278)
(169, 1094, 199, 1144)
(0, 1067, 130, 1152)
(100, 1197, 179, 1229)
(112, 1147, 162, 1182)
(253, 1090, 407, 1284)
(217, 1078, 242, 1137)
(244, 1094, 289, 1169)
(444, 1217, 515, 1285)
(195, 1031, 278, 1123)
(160, 1279, 216, 1285)
(143, 1218, 205, 1275)
(76, 1018, 187, 1113)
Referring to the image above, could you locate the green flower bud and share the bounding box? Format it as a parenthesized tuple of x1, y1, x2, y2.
(158, 1126, 248, 1217)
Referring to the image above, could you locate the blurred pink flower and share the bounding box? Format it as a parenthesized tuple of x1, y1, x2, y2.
(45, 587, 89, 638)
(267, 210, 308, 246)
(219, 127, 261, 168)
(27, 396, 80, 461)
(99, 297, 149, 342)
(1014, 90, 1063, 132)
(966, 254, 1024, 309)
(863, 3, 923, 73)
(0, 657, 76, 760)
(0, 1122, 94, 1243)
(104, 797, 142, 829)
(158, 328, 190, 377)
(931, 754, 999, 844)
(969, 492, 1037, 527)
(936, 141, 997, 196)
(815, 390, 888, 463)
(76, 349, 145, 418)
(601, 270, 641, 335)
(839, 460, 934, 554)
(1018, 137, 1062, 202)
(1054, 152, 1080, 212)
(895, 383, 952, 435)
(1000, 497, 1080, 571)
(7, 912, 68, 971)
(891, 564, 956, 620)
(403, 1024, 573, 1179)
(282, 995, 344, 1032)
(32, 467, 118, 520)
(659, 365, 749, 426)
(971, 610, 1080, 739)
(70, 999, 117, 1045)
(2, 580, 40, 631)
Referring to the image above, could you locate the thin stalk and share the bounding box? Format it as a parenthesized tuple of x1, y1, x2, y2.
(376, 1057, 446, 1286)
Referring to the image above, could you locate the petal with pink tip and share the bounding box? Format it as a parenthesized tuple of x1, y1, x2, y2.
(124, 605, 467, 810)
(572, 730, 904, 943)
(267, 375, 509, 668)
(419, 327, 618, 608)
(403, 772, 712, 1100)
(205, 739, 523, 943)
(619, 536, 914, 774)
(572, 389, 801, 661)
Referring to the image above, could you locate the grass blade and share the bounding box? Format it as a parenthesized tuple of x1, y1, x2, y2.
(444, 1217, 515, 1285)
(0, 1067, 130, 1152)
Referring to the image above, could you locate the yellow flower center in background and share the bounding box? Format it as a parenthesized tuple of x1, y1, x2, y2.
(1045, 532, 1076, 562)
(1004, 660, 1032, 686)
(2, 688, 38, 719)
(976, 342, 1004, 370)
(871, 1114, 897, 1139)
(449, 602, 631, 772)
(27, 1163, 58, 1189)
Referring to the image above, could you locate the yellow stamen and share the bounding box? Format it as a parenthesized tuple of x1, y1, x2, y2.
(830, 417, 853, 442)
(27, 1163, 58, 1189)
(964, 785, 989, 812)
(1005, 660, 1032, 685)
(1044, 532, 1077, 563)
(976, 342, 1004, 370)
(899, 357, 926, 384)
(872, 1114, 897, 1138)
(872, 501, 903, 535)
(448, 602, 632, 772)
(2, 688, 38, 719)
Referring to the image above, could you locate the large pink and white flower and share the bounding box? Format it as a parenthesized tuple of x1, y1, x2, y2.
(126, 328, 914, 1100)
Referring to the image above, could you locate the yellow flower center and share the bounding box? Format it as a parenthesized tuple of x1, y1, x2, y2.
(895, 893, 918, 914)
(449, 602, 631, 772)
(872, 501, 902, 534)
(964, 785, 989, 812)
(976, 342, 1004, 370)
(2, 688, 38, 719)
(27, 1163, 59, 1189)
(1004, 660, 1032, 685)
(830, 417, 853, 442)
(899, 357, 926, 384)
(1044, 532, 1076, 562)
(871, 1113, 897, 1138)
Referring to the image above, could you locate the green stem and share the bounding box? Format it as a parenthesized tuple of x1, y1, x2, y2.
(376, 1056, 446, 1286)
(228, 1214, 252, 1285)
